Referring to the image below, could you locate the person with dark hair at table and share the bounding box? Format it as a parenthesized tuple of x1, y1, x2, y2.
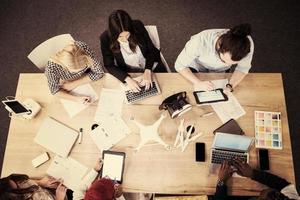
(100, 9, 167, 92)
(175, 24, 254, 93)
(0, 174, 67, 200)
(214, 160, 299, 200)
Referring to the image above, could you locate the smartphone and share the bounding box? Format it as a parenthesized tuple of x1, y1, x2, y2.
(195, 143, 205, 162)
(259, 149, 269, 170)
(2, 100, 31, 115)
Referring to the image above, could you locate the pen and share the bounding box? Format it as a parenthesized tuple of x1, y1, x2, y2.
(78, 128, 83, 144)
(209, 81, 217, 93)
(200, 112, 214, 118)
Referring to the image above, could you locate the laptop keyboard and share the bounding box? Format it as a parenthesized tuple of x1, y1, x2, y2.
(125, 81, 159, 103)
(211, 149, 247, 164)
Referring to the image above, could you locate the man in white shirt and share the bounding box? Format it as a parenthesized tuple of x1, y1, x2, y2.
(175, 24, 254, 93)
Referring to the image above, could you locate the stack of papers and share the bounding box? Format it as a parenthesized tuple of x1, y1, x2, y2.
(47, 156, 88, 191)
(91, 88, 130, 151)
(60, 84, 98, 118)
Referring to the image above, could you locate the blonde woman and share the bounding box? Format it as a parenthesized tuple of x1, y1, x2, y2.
(45, 41, 104, 104)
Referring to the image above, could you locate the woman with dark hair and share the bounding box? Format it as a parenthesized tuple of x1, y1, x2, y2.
(175, 24, 254, 92)
(0, 174, 67, 200)
(100, 10, 167, 92)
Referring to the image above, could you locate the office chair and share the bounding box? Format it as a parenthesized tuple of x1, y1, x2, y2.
(27, 34, 74, 71)
(144, 26, 171, 72)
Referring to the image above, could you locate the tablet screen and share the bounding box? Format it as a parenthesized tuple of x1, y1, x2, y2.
(102, 152, 125, 182)
(196, 90, 225, 102)
(3, 100, 29, 114)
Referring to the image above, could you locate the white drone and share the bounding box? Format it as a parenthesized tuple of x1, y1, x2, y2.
(130, 114, 170, 152)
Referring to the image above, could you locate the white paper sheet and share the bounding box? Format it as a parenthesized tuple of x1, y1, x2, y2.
(89, 116, 129, 151)
(91, 88, 129, 151)
(60, 84, 98, 118)
(94, 88, 124, 121)
(47, 156, 88, 191)
(211, 93, 246, 123)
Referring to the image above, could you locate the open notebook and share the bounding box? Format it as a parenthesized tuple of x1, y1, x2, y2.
(34, 117, 78, 157)
(47, 156, 88, 191)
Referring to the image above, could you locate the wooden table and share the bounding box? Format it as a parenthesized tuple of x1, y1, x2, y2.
(1, 73, 295, 196)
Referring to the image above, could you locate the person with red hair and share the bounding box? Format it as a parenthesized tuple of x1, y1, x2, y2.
(84, 178, 124, 200)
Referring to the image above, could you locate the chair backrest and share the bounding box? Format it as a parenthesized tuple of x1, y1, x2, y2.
(154, 195, 208, 200)
(145, 25, 171, 72)
(145, 25, 160, 49)
(27, 34, 74, 71)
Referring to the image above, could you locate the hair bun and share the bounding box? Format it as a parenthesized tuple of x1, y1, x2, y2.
(230, 23, 251, 37)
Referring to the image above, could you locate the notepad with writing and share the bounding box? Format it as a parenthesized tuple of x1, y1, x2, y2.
(89, 118, 129, 151)
(47, 155, 88, 191)
(34, 117, 78, 158)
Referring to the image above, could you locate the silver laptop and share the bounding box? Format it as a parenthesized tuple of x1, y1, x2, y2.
(210, 132, 254, 173)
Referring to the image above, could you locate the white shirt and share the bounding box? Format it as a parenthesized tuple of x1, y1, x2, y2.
(175, 29, 254, 73)
(281, 184, 300, 199)
(119, 41, 146, 70)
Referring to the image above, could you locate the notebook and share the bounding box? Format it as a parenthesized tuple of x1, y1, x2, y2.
(34, 117, 78, 157)
(47, 155, 88, 191)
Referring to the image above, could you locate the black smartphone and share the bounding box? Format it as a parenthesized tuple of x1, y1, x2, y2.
(195, 143, 205, 162)
(259, 149, 269, 170)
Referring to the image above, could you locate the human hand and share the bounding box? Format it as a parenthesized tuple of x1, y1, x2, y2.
(140, 69, 153, 91)
(218, 161, 234, 182)
(61, 81, 78, 91)
(193, 81, 215, 91)
(125, 77, 141, 93)
(55, 182, 67, 200)
(37, 176, 60, 189)
(232, 159, 254, 178)
(114, 184, 123, 198)
(223, 87, 232, 95)
(93, 158, 103, 172)
(75, 95, 91, 105)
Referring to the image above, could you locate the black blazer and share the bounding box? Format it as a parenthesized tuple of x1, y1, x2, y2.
(100, 20, 161, 82)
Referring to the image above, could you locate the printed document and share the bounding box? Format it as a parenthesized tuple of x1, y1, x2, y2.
(94, 88, 124, 121)
(212, 92, 246, 123)
(60, 84, 98, 118)
(47, 156, 88, 191)
(91, 88, 130, 151)
(89, 116, 130, 151)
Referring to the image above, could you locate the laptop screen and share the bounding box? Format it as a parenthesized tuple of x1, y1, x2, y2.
(213, 132, 253, 152)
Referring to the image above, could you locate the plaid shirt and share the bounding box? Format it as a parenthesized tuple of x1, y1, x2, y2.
(45, 41, 104, 94)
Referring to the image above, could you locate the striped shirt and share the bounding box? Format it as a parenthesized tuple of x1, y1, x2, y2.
(45, 41, 104, 94)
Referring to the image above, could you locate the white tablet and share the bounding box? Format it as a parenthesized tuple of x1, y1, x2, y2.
(2, 100, 31, 115)
(101, 150, 126, 183)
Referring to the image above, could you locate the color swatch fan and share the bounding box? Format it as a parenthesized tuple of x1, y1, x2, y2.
(254, 111, 282, 149)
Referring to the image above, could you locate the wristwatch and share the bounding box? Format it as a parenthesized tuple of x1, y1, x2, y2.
(217, 179, 225, 187)
(225, 83, 234, 92)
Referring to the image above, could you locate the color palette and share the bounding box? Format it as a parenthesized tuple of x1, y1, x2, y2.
(254, 111, 282, 149)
